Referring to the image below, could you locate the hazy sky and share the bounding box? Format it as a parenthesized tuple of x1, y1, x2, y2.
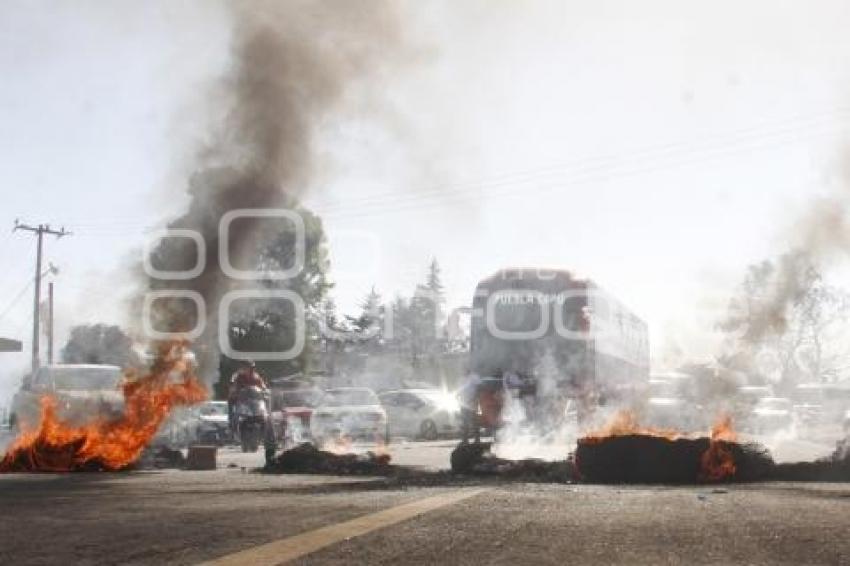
(3, 0, 850, 398)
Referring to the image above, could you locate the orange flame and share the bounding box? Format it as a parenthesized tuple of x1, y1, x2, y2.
(320, 437, 354, 455)
(698, 415, 737, 482)
(581, 410, 684, 444)
(0, 340, 206, 472)
(319, 436, 389, 459)
(579, 411, 740, 483)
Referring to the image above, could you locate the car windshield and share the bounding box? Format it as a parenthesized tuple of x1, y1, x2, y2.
(322, 389, 378, 407)
(50, 367, 122, 391)
(199, 403, 227, 417)
(281, 390, 321, 407)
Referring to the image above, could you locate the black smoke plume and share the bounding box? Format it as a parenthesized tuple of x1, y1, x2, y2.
(145, 1, 403, 378)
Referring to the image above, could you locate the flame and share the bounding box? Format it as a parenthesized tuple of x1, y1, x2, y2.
(581, 410, 684, 443)
(320, 437, 354, 455)
(0, 340, 206, 473)
(319, 436, 390, 460)
(698, 415, 737, 482)
(579, 411, 740, 483)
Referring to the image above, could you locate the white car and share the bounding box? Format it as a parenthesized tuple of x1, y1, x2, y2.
(310, 388, 387, 446)
(379, 389, 460, 440)
(152, 406, 198, 449)
(10, 364, 124, 431)
(270, 388, 323, 447)
(195, 401, 231, 445)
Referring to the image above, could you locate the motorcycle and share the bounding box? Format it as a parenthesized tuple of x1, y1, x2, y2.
(234, 386, 274, 454)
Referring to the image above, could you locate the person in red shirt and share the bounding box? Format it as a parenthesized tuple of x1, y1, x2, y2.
(230, 360, 267, 392)
(227, 360, 267, 432)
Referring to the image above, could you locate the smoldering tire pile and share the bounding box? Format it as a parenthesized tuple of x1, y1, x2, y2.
(574, 435, 773, 483)
(451, 436, 850, 484)
(0, 437, 115, 473)
(265, 443, 394, 476)
(1, 443, 188, 473)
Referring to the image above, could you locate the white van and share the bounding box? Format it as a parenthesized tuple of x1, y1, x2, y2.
(10, 364, 124, 431)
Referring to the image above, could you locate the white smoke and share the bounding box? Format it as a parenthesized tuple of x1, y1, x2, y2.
(491, 351, 579, 461)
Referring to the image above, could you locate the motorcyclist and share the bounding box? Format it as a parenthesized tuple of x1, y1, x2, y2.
(227, 360, 268, 434)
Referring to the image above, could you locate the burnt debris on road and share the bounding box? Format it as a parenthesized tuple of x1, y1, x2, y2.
(265, 442, 394, 476)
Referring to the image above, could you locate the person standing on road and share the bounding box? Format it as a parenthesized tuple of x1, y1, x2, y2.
(458, 372, 481, 444)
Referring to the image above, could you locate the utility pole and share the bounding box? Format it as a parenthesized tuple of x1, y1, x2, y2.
(14, 221, 71, 372)
(47, 281, 54, 365)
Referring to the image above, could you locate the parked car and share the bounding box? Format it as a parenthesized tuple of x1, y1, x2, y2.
(10, 364, 124, 431)
(379, 389, 461, 440)
(195, 401, 230, 445)
(750, 397, 794, 434)
(270, 388, 322, 447)
(152, 406, 199, 449)
(310, 387, 387, 446)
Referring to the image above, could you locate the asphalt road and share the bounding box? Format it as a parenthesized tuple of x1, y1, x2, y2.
(1, 466, 849, 565)
(1, 434, 849, 566)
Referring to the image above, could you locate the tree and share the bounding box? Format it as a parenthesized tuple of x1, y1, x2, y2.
(718, 251, 850, 388)
(388, 259, 449, 368)
(425, 257, 445, 321)
(218, 205, 332, 394)
(346, 286, 384, 344)
(62, 324, 140, 368)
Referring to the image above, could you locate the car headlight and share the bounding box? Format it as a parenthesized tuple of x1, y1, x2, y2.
(435, 394, 460, 414)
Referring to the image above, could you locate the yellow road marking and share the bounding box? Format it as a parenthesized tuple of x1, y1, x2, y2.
(199, 488, 488, 566)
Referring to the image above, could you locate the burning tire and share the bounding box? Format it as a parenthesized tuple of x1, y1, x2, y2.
(575, 434, 773, 483)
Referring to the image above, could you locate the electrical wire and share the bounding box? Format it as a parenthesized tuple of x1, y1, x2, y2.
(0, 279, 34, 325)
(34, 103, 850, 236)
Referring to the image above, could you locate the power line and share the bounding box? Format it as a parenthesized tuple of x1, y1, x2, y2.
(39, 103, 850, 238)
(317, 119, 850, 222)
(309, 104, 850, 217)
(0, 279, 34, 324)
